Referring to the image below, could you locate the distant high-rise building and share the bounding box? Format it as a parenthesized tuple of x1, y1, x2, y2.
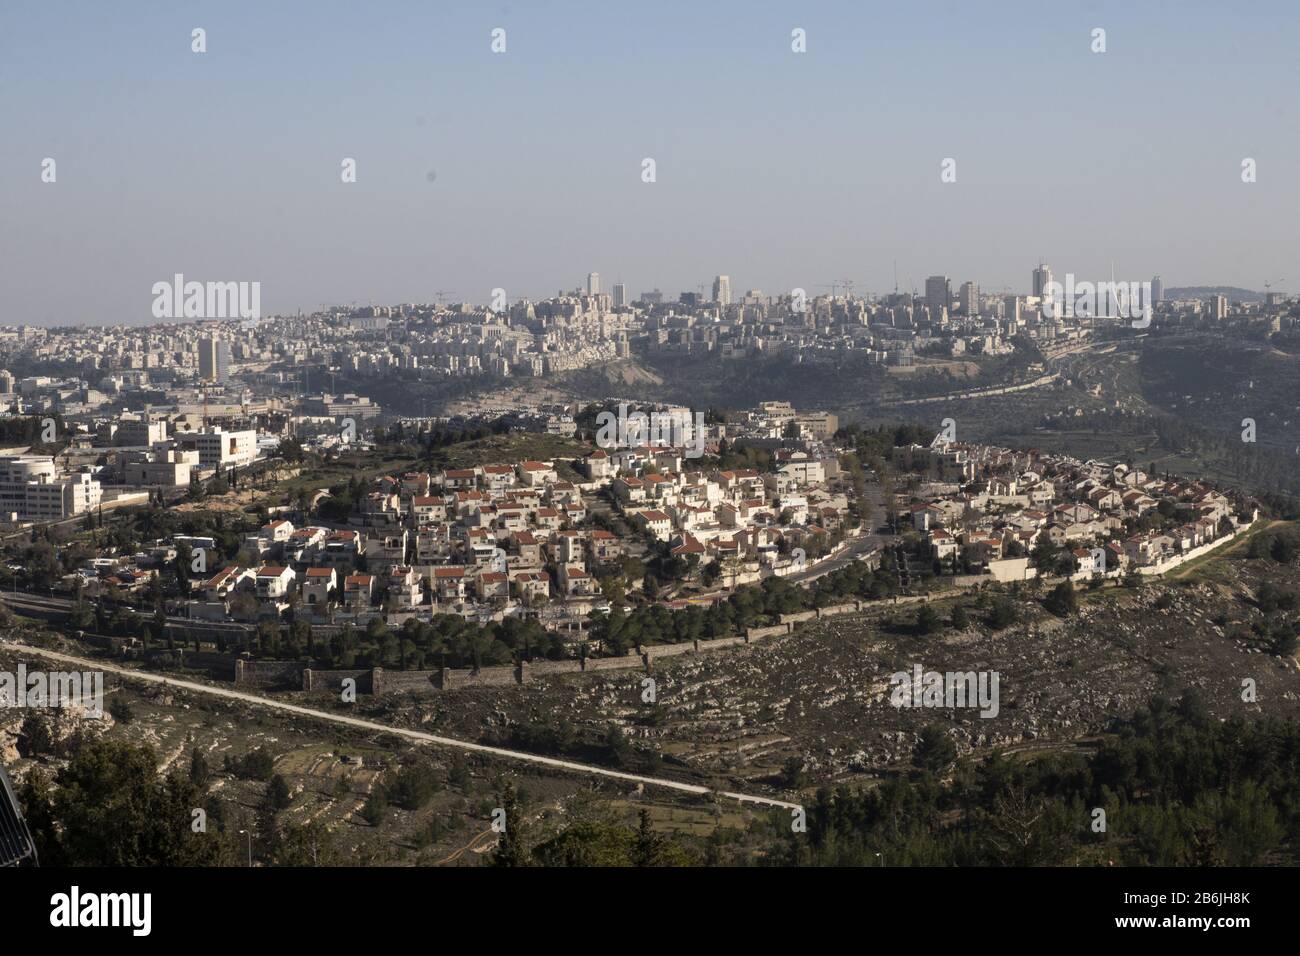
(612, 283, 628, 308)
(1208, 294, 1228, 321)
(1032, 263, 1053, 298)
(586, 272, 600, 295)
(197, 338, 230, 383)
(925, 276, 951, 318)
(1151, 275, 1163, 305)
(198, 338, 216, 380)
(959, 281, 979, 315)
(712, 275, 732, 306)
(1003, 296, 1022, 323)
(639, 289, 663, 305)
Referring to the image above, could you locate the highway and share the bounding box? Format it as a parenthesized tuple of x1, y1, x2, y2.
(880, 371, 1061, 407)
(870, 333, 1137, 410)
(0, 639, 803, 813)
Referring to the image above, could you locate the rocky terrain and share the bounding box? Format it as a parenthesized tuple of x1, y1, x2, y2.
(358, 539, 1299, 802)
(0, 643, 673, 866)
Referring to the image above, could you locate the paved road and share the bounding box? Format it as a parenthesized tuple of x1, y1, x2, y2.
(783, 529, 893, 586)
(4, 590, 250, 634)
(667, 480, 894, 604)
(665, 528, 890, 607)
(869, 334, 1130, 410)
(880, 372, 1061, 407)
(0, 640, 802, 813)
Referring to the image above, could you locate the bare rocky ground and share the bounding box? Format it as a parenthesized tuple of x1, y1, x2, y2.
(0, 645, 720, 866)
(359, 542, 1300, 803)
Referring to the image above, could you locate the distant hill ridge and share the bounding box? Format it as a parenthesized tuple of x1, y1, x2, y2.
(1165, 286, 1262, 302)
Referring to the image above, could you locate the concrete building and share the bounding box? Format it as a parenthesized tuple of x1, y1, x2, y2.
(300, 393, 381, 419)
(198, 338, 231, 383)
(0, 457, 102, 521)
(925, 275, 951, 318)
(1032, 263, 1053, 298)
(794, 411, 839, 440)
(712, 275, 732, 306)
(120, 448, 198, 487)
(1208, 294, 1228, 321)
(959, 281, 979, 316)
(178, 428, 258, 469)
(114, 418, 168, 447)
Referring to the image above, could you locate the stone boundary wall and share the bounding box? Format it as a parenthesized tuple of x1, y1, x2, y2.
(225, 611, 842, 696)
(526, 659, 586, 676)
(816, 602, 860, 618)
(234, 659, 306, 686)
(167, 589, 962, 698)
(779, 610, 818, 625)
(302, 668, 373, 693)
(434, 665, 521, 690)
(169, 649, 240, 679)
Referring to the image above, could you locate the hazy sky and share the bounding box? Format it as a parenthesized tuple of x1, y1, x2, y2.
(3, 0, 1298, 324)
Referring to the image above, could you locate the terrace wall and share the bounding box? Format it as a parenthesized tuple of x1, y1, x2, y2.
(816, 602, 860, 619)
(302, 668, 374, 693)
(746, 623, 791, 641)
(233, 659, 306, 687)
(779, 610, 818, 626)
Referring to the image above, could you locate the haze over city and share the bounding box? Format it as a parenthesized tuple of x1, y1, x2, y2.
(3, 0, 1298, 324)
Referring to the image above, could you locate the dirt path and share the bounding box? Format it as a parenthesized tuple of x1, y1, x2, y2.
(1, 640, 801, 813)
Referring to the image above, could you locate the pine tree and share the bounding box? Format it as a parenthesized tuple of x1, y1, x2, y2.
(491, 781, 531, 867)
(634, 808, 668, 867)
(266, 774, 293, 812)
(1045, 580, 1078, 617)
(189, 748, 210, 789)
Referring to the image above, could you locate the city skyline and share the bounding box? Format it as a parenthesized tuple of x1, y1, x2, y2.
(3, 0, 1298, 324)
(0, 260, 1259, 327)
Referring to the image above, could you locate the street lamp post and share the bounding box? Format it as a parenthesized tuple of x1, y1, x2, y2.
(238, 829, 252, 867)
